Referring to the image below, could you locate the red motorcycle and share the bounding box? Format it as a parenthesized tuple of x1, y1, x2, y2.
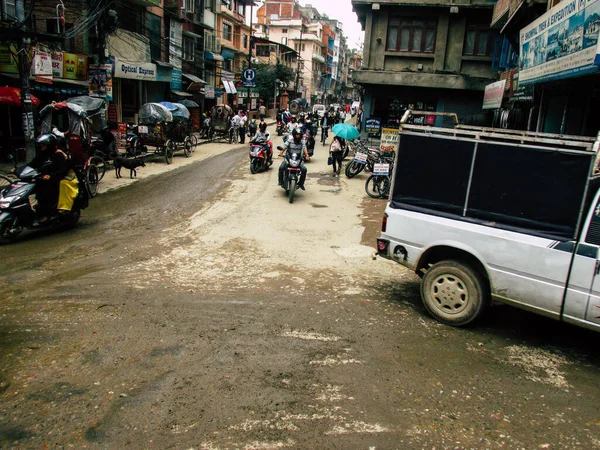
(249, 137, 273, 174)
(276, 120, 284, 136)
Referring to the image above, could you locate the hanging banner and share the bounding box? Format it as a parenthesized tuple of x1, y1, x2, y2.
(519, 0, 600, 85)
(169, 19, 183, 69)
(89, 64, 113, 100)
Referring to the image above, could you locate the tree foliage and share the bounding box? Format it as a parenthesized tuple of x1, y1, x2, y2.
(253, 62, 294, 104)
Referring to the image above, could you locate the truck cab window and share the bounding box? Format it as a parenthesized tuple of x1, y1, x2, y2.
(585, 199, 600, 246)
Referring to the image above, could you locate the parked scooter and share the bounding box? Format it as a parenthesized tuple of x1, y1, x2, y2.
(0, 157, 89, 243)
(249, 135, 273, 174)
(277, 145, 303, 203)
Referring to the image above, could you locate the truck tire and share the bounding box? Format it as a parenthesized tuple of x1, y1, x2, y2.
(420, 260, 488, 326)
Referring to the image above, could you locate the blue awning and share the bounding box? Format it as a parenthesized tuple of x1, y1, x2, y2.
(221, 48, 237, 60)
(204, 51, 224, 62)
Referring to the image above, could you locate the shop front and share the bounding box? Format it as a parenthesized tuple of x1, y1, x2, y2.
(518, 0, 600, 136)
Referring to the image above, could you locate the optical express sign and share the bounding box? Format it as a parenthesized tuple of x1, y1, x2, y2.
(114, 58, 157, 81)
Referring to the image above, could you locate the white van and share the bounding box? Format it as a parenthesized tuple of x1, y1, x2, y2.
(312, 104, 326, 118)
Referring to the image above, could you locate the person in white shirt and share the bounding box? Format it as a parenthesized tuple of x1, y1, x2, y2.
(239, 111, 248, 144)
(230, 111, 241, 143)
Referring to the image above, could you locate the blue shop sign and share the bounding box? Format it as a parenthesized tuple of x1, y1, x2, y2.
(170, 68, 183, 91)
(365, 117, 382, 137)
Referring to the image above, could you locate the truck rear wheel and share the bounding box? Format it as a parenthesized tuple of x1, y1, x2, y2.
(421, 260, 488, 326)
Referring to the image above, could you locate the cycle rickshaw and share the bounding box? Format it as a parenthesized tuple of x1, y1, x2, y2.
(38, 95, 106, 197)
(135, 102, 176, 164)
(207, 104, 233, 142)
(159, 102, 195, 157)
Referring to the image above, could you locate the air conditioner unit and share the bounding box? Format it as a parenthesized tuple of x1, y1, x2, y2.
(214, 37, 222, 53)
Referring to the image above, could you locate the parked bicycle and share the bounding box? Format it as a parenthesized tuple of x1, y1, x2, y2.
(365, 152, 395, 199)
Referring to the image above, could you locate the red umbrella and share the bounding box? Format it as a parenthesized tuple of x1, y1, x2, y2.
(0, 86, 41, 107)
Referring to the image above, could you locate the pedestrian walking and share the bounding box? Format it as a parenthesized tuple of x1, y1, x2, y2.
(259, 104, 266, 121)
(239, 111, 247, 144)
(329, 135, 345, 176)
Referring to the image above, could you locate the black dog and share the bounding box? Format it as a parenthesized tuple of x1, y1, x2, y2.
(114, 157, 146, 179)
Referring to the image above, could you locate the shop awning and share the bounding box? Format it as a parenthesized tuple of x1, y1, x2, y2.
(204, 51, 224, 62)
(222, 80, 237, 95)
(221, 48, 237, 60)
(154, 60, 174, 68)
(171, 90, 193, 97)
(183, 30, 203, 39)
(183, 73, 206, 84)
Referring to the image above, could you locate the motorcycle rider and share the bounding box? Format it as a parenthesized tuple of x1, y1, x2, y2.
(278, 127, 309, 190)
(16, 133, 70, 222)
(251, 121, 273, 164)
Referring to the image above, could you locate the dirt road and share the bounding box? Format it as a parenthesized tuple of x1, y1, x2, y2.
(1, 134, 599, 449)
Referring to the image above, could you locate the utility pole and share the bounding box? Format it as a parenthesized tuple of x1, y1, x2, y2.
(16, 0, 35, 161)
(294, 24, 304, 100)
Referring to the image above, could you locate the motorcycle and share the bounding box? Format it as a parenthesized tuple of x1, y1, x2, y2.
(126, 124, 146, 157)
(277, 145, 303, 204)
(249, 136, 273, 174)
(0, 159, 88, 243)
(276, 120, 284, 136)
(305, 131, 316, 158)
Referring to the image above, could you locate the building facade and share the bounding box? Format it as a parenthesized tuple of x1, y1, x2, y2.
(352, 0, 498, 129)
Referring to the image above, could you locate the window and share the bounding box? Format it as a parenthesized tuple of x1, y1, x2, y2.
(281, 37, 288, 45)
(243, 34, 248, 49)
(2, 0, 16, 20)
(223, 22, 232, 41)
(256, 45, 269, 57)
(182, 0, 194, 13)
(387, 18, 436, 53)
(282, 28, 287, 33)
(464, 25, 495, 56)
(223, 59, 232, 71)
(236, 1, 244, 15)
(204, 30, 214, 52)
(183, 37, 194, 61)
(147, 13, 162, 61)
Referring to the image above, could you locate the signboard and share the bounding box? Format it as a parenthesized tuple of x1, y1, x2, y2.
(482, 79, 507, 109)
(380, 127, 400, 153)
(51, 52, 63, 78)
(32, 50, 53, 84)
(170, 68, 183, 91)
(205, 85, 215, 99)
(251, 98, 257, 110)
(117, 122, 127, 148)
(519, 0, 600, 85)
(242, 68, 256, 87)
(373, 163, 390, 175)
(89, 64, 112, 100)
(169, 19, 183, 69)
(114, 58, 157, 81)
(365, 117, 382, 137)
(63, 53, 88, 80)
(0, 44, 19, 73)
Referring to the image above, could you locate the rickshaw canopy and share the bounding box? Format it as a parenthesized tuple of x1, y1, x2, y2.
(208, 104, 233, 131)
(139, 103, 173, 125)
(159, 102, 190, 121)
(38, 96, 106, 137)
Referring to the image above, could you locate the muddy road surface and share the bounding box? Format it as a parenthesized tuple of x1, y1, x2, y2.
(1, 142, 599, 450)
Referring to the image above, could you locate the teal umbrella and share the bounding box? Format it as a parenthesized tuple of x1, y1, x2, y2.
(332, 123, 360, 140)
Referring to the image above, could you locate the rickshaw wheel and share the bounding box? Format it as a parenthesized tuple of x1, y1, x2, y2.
(85, 163, 100, 198)
(184, 137, 193, 157)
(165, 141, 174, 164)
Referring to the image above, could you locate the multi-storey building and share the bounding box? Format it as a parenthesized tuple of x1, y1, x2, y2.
(351, 0, 498, 129)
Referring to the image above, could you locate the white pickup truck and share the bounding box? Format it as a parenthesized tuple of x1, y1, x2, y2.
(377, 115, 600, 332)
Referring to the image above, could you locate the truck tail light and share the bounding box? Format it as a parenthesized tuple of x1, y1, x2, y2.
(382, 213, 388, 232)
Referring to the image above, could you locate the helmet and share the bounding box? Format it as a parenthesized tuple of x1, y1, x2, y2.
(292, 127, 303, 143)
(259, 122, 267, 132)
(36, 133, 57, 150)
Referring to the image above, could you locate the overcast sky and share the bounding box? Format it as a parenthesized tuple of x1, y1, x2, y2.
(252, 0, 364, 51)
